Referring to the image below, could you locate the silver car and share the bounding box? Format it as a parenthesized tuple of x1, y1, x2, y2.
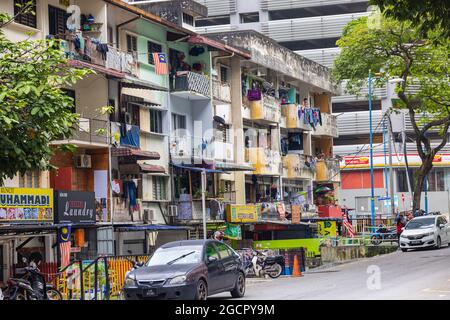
(400, 215, 450, 252)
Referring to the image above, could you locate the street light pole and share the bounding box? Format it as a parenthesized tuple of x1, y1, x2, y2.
(369, 70, 376, 226)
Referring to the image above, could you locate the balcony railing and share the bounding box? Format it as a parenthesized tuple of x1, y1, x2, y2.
(282, 104, 313, 131)
(61, 35, 138, 77)
(315, 158, 341, 183)
(248, 94, 281, 123)
(170, 136, 234, 163)
(170, 71, 211, 98)
(58, 117, 109, 145)
(212, 80, 231, 102)
(312, 113, 338, 137)
(111, 122, 140, 148)
(282, 154, 315, 180)
(246, 147, 282, 175)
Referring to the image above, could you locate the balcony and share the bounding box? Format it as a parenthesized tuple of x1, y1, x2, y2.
(246, 147, 282, 175)
(248, 94, 281, 124)
(111, 122, 140, 148)
(170, 71, 211, 99)
(282, 154, 315, 180)
(212, 80, 231, 103)
(315, 158, 341, 183)
(312, 113, 339, 138)
(282, 104, 313, 131)
(54, 117, 109, 147)
(61, 35, 138, 77)
(170, 136, 234, 163)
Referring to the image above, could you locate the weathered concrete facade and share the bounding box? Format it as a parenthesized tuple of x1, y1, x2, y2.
(207, 30, 340, 95)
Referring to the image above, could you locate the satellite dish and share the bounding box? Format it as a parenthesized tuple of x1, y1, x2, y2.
(213, 115, 226, 125)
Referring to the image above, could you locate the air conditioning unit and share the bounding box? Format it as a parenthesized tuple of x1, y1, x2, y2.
(74, 155, 92, 168)
(143, 209, 154, 223)
(168, 205, 178, 217)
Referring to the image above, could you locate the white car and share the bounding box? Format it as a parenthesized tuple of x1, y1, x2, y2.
(400, 215, 450, 252)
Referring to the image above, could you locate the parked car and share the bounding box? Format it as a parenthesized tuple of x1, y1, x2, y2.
(122, 240, 246, 300)
(399, 215, 450, 252)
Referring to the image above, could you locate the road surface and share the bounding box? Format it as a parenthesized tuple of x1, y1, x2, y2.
(213, 246, 450, 300)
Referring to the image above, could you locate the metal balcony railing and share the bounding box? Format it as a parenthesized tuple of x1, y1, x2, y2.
(171, 71, 211, 97)
(111, 122, 140, 148)
(70, 118, 109, 145)
(312, 113, 339, 137)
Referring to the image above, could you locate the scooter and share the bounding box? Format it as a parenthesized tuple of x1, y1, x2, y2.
(242, 249, 284, 279)
(3, 258, 62, 300)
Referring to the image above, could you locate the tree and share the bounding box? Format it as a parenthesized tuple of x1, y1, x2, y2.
(332, 17, 450, 211)
(0, 8, 91, 184)
(370, 0, 450, 38)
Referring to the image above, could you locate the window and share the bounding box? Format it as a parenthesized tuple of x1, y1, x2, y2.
(126, 34, 137, 53)
(152, 176, 167, 200)
(150, 109, 163, 134)
(172, 113, 186, 133)
(205, 243, 219, 260)
(62, 89, 76, 114)
(147, 41, 162, 65)
(214, 242, 232, 260)
(195, 15, 230, 27)
(14, 0, 37, 28)
(220, 65, 229, 83)
(48, 5, 69, 36)
(19, 171, 40, 188)
(182, 12, 194, 26)
(240, 12, 259, 24)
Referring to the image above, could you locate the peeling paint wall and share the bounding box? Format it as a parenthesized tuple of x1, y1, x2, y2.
(208, 31, 340, 95)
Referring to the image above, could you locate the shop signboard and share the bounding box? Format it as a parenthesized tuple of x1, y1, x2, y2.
(226, 204, 260, 223)
(291, 205, 301, 224)
(54, 191, 96, 224)
(317, 221, 337, 237)
(224, 223, 242, 240)
(0, 187, 53, 223)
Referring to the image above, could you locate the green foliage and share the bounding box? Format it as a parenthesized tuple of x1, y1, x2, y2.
(0, 12, 92, 183)
(371, 0, 450, 38)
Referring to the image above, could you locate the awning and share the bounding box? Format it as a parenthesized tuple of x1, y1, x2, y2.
(69, 60, 125, 78)
(187, 35, 251, 59)
(114, 224, 193, 232)
(119, 163, 166, 175)
(122, 75, 168, 92)
(171, 163, 228, 174)
(215, 161, 255, 172)
(112, 147, 160, 160)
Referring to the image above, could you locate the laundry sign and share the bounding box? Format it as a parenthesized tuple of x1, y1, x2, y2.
(54, 191, 96, 224)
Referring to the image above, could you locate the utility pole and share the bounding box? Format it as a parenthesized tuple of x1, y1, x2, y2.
(386, 112, 396, 216)
(368, 70, 376, 226)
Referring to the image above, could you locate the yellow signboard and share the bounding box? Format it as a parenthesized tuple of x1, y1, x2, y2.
(0, 187, 53, 222)
(226, 204, 260, 223)
(318, 221, 337, 237)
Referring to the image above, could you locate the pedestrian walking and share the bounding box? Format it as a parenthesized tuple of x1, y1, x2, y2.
(396, 214, 405, 246)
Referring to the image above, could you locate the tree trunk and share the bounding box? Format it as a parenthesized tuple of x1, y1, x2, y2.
(412, 157, 433, 211)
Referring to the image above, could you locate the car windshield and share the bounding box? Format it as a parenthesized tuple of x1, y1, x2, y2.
(405, 218, 435, 230)
(146, 246, 203, 266)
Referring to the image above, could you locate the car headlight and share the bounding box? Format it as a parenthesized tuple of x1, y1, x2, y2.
(168, 275, 187, 285)
(400, 234, 408, 238)
(423, 232, 434, 236)
(125, 275, 136, 287)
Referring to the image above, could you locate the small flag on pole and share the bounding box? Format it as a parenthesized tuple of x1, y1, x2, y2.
(343, 213, 355, 238)
(152, 52, 168, 75)
(58, 226, 72, 269)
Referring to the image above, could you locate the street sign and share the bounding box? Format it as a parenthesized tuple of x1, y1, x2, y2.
(318, 221, 337, 237)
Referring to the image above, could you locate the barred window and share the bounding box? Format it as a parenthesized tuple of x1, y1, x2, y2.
(152, 176, 167, 200)
(14, 0, 37, 29)
(126, 34, 137, 53)
(19, 170, 40, 188)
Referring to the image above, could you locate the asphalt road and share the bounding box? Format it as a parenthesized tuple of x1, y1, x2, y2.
(212, 246, 450, 300)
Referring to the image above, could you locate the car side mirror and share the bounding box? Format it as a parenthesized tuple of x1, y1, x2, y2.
(207, 256, 218, 264)
(439, 224, 445, 229)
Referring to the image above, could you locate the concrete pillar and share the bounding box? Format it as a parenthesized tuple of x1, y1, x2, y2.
(44, 235, 55, 263)
(230, 56, 246, 205)
(303, 132, 312, 156)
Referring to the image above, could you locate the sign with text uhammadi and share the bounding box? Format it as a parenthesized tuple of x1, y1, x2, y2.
(0, 187, 53, 222)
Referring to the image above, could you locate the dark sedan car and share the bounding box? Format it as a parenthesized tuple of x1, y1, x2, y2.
(122, 240, 246, 300)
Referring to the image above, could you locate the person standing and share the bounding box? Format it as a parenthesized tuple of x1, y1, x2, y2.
(396, 214, 405, 245)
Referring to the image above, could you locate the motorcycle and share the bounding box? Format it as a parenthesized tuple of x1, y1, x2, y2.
(242, 249, 284, 279)
(3, 257, 63, 300)
(370, 225, 398, 245)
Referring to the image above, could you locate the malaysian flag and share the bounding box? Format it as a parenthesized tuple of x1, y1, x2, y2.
(58, 226, 72, 269)
(152, 53, 168, 75)
(342, 212, 355, 238)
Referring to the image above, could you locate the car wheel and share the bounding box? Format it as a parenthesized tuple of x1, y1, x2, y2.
(401, 248, 407, 252)
(370, 235, 381, 246)
(46, 288, 63, 300)
(230, 272, 246, 298)
(194, 280, 208, 300)
(435, 236, 442, 249)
